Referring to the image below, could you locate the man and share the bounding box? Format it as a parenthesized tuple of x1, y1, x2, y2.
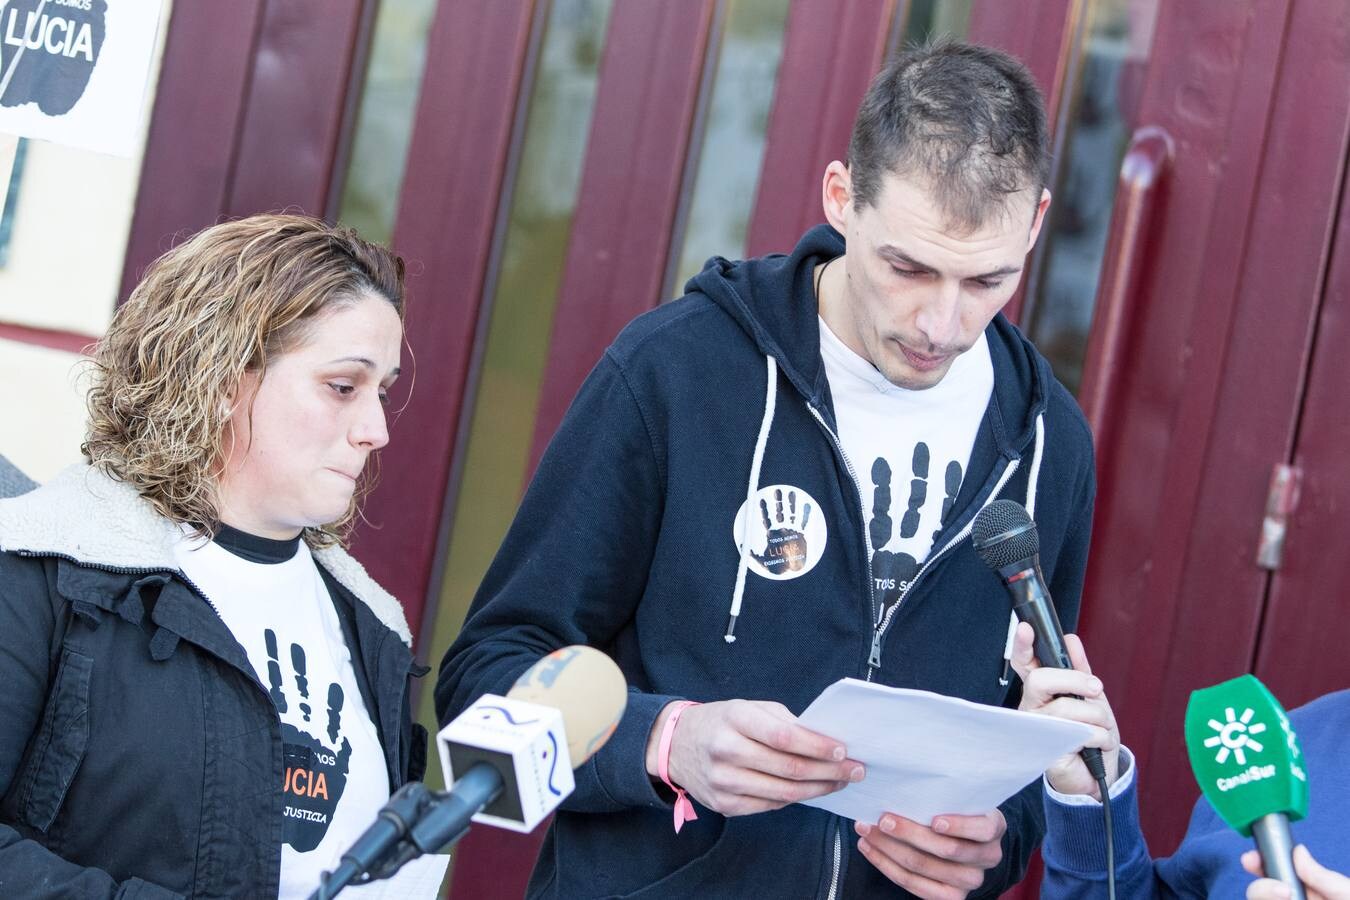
(438, 40, 1095, 898)
(1011, 623, 1350, 899)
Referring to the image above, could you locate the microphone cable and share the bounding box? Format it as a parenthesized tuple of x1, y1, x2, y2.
(1096, 771, 1115, 900)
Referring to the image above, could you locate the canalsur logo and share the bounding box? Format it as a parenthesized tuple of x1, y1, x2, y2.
(1202, 706, 1283, 794)
(1202, 706, 1268, 766)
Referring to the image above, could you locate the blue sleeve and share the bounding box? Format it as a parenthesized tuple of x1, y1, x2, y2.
(1041, 772, 1175, 899)
(1041, 759, 1230, 900)
(0, 554, 184, 900)
(434, 353, 676, 812)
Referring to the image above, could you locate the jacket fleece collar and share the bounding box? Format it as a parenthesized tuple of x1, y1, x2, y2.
(0, 464, 412, 646)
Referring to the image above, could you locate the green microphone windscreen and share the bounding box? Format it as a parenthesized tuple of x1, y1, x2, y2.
(1184, 674, 1309, 837)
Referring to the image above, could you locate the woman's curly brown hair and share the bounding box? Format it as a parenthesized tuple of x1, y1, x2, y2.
(82, 213, 406, 547)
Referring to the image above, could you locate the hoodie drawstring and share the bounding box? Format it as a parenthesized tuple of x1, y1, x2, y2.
(726, 355, 778, 643)
(1001, 411, 1047, 684)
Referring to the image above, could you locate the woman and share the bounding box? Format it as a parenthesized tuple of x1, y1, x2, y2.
(0, 215, 426, 899)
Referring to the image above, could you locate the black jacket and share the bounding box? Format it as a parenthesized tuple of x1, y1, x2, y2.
(437, 225, 1096, 898)
(0, 466, 427, 899)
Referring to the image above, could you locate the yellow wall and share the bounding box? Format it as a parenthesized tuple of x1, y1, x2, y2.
(0, 340, 86, 481)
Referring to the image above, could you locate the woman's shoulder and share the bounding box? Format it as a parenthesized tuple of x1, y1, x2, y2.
(0, 464, 180, 571)
(311, 543, 412, 648)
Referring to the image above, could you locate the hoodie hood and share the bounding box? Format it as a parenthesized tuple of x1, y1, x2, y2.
(686, 223, 1052, 458)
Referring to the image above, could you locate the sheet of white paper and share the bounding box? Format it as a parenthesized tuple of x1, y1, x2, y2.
(798, 678, 1094, 826)
(339, 853, 451, 900)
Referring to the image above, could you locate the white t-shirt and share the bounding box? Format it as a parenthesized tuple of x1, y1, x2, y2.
(819, 317, 994, 623)
(173, 528, 390, 900)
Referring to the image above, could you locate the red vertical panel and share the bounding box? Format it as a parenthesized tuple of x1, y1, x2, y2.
(350, 2, 537, 639)
(744, 0, 897, 258)
(967, 0, 1077, 125)
(223, 0, 366, 217)
(1076, 0, 1350, 852)
(467, 8, 716, 896)
(119, 2, 265, 298)
(1254, 99, 1350, 705)
(527, 1, 717, 473)
(968, 0, 1079, 326)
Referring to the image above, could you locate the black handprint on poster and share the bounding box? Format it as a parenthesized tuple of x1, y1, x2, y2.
(265, 629, 351, 851)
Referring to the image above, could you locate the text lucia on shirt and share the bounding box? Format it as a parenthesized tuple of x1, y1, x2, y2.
(284, 759, 334, 801)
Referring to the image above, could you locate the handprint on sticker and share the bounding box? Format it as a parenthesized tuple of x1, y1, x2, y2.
(751, 488, 812, 575)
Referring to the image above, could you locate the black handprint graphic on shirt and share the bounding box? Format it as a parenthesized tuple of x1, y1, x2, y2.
(869, 447, 965, 622)
(751, 488, 812, 575)
(935, 460, 963, 543)
(265, 629, 351, 851)
(869, 452, 921, 622)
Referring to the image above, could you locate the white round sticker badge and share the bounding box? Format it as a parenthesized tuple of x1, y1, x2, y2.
(731, 484, 828, 580)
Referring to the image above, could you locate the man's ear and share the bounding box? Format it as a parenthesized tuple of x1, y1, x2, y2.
(822, 161, 852, 233)
(1026, 188, 1052, 252)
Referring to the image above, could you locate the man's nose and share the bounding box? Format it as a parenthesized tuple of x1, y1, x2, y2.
(914, 279, 962, 350)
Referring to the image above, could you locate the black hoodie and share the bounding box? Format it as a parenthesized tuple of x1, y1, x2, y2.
(438, 224, 1096, 898)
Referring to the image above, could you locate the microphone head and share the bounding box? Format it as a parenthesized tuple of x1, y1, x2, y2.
(1184, 674, 1308, 836)
(971, 499, 1039, 570)
(508, 645, 627, 766)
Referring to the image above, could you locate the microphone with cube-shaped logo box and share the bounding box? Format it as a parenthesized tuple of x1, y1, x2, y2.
(311, 646, 627, 899)
(1184, 674, 1309, 899)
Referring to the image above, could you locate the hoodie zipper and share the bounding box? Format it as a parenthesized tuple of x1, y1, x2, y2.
(806, 406, 879, 631)
(805, 406, 865, 900)
(864, 457, 1022, 677)
(826, 823, 842, 900)
(808, 405, 1023, 677)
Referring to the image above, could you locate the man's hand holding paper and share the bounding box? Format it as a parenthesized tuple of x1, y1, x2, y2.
(792, 678, 1094, 895)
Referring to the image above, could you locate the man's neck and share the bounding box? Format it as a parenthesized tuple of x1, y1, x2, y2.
(815, 254, 868, 361)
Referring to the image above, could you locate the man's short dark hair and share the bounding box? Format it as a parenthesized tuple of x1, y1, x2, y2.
(847, 39, 1051, 231)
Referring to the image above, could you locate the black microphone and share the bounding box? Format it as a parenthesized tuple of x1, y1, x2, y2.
(313, 782, 435, 899)
(971, 500, 1107, 783)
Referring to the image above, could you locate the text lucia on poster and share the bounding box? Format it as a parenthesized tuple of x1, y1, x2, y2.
(0, 0, 162, 158)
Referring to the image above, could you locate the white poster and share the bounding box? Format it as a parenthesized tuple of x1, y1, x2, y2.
(0, 0, 163, 157)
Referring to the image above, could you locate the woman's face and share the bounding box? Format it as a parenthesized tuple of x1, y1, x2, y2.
(217, 290, 403, 539)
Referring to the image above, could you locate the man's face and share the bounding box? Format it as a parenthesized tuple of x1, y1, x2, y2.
(824, 168, 1049, 390)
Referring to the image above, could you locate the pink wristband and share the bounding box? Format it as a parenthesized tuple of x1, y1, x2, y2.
(657, 701, 701, 833)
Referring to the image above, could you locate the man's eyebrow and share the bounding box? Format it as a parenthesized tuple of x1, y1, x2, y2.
(877, 244, 1022, 280)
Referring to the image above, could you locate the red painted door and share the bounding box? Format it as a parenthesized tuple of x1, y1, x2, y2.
(1071, 0, 1350, 861)
(1254, 154, 1350, 710)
